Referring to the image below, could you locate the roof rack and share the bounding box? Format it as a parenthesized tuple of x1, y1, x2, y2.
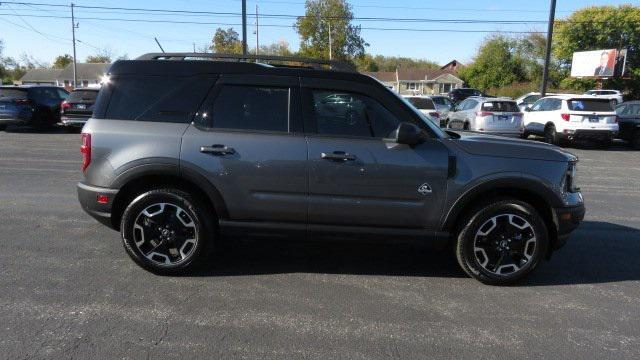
(135, 53, 356, 72)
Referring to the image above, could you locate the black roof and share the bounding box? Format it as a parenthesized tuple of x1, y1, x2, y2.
(108, 53, 378, 87)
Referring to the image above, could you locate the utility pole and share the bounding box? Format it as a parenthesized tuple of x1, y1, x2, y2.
(193, 42, 196, 53)
(254, 4, 259, 55)
(540, 0, 556, 97)
(328, 21, 332, 60)
(71, 3, 78, 88)
(241, 0, 247, 55)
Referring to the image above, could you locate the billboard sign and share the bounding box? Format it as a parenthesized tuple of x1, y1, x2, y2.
(570, 49, 617, 78)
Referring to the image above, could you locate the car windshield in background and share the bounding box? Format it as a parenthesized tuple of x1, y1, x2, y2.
(68, 90, 98, 102)
(406, 97, 435, 110)
(619, 103, 640, 116)
(482, 101, 519, 112)
(0, 88, 28, 100)
(568, 99, 614, 111)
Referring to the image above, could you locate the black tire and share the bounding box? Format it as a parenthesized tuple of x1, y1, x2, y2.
(544, 124, 560, 146)
(455, 198, 549, 285)
(631, 130, 640, 150)
(0, 124, 6, 131)
(463, 122, 470, 131)
(120, 188, 215, 275)
(520, 131, 529, 139)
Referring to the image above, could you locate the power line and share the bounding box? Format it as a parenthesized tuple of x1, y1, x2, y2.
(0, 13, 546, 33)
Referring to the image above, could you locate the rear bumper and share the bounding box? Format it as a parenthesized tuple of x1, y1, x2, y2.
(561, 129, 616, 142)
(59, 117, 89, 127)
(77, 182, 119, 229)
(552, 203, 585, 250)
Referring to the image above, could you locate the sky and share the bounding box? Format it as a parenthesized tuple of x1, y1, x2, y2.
(0, 0, 636, 66)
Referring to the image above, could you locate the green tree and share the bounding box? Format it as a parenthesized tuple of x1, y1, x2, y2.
(257, 40, 293, 56)
(354, 53, 379, 72)
(370, 55, 439, 72)
(210, 27, 242, 54)
(458, 35, 526, 90)
(52, 54, 73, 69)
(86, 49, 112, 63)
(553, 5, 640, 96)
(295, 0, 367, 60)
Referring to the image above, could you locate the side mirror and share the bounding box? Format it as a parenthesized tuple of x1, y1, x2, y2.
(386, 122, 424, 146)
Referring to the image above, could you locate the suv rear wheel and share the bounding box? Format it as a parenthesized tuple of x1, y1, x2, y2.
(631, 130, 640, 150)
(455, 199, 548, 285)
(120, 188, 214, 274)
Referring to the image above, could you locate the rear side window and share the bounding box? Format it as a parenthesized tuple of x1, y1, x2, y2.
(0, 89, 27, 100)
(482, 101, 519, 112)
(102, 76, 213, 123)
(68, 90, 98, 102)
(568, 99, 614, 112)
(207, 85, 289, 132)
(406, 97, 435, 110)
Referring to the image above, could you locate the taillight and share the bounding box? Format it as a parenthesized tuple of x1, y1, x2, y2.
(477, 111, 493, 117)
(429, 111, 440, 118)
(561, 113, 570, 121)
(61, 101, 71, 114)
(81, 133, 91, 172)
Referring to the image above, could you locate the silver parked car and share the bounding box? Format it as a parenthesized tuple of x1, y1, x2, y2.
(447, 97, 524, 137)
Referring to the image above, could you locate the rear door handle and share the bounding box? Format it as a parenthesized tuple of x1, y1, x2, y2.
(321, 151, 357, 162)
(200, 144, 236, 155)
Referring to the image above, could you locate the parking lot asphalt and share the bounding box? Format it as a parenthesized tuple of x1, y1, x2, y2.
(0, 128, 639, 359)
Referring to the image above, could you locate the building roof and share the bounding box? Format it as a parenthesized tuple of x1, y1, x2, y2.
(363, 68, 462, 82)
(57, 63, 110, 80)
(19, 68, 62, 82)
(441, 59, 464, 70)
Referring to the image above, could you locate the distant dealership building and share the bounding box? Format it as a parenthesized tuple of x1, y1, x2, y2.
(19, 63, 110, 89)
(363, 61, 465, 95)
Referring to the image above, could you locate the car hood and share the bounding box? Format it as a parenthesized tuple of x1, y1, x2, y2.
(447, 134, 576, 162)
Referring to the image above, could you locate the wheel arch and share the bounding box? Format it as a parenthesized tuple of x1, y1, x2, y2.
(109, 163, 228, 231)
(442, 177, 562, 253)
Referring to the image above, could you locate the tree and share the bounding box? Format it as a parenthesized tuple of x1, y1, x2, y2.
(210, 27, 242, 54)
(370, 55, 439, 72)
(257, 40, 293, 56)
(458, 35, 526, 90)
(295, 0, 367, 60)
(52, 54, 73, 69)
(86, 48, 113, 63)
(553, 5, 640, 96)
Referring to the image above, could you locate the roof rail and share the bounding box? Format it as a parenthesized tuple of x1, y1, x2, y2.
(135, 52, 356, 72)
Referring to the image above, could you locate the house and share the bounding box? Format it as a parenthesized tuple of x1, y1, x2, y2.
(18, 68, 62, 85)
(363, 68, 464, 95)
(19, 63, 110, 89)
(440, 59, 464, 73)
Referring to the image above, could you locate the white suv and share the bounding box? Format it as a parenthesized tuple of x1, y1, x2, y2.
(584, 90, 623, 104)
(447, 97, 524, 137)
(523, 95, 618, 146)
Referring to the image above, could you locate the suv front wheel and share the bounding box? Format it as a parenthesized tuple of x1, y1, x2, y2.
(455, 199, 548, 285)
(120, 188, 214, 275)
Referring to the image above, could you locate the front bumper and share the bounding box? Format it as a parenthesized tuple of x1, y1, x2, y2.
(77, 182, 119, 229)
(552, 203, 585, 250)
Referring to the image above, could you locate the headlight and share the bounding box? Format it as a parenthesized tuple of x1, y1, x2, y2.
(564, 162, 580, 193)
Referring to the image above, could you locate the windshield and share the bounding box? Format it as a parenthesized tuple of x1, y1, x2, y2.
(568, 99, 614, 111)
(406, 97, 435, 110)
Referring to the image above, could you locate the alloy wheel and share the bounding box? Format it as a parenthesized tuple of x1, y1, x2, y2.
(132, 203, 198, 266)
(473, 214, 537, 276)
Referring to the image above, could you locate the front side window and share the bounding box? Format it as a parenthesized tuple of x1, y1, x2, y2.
(208, 85, 289, 132)
(309, 90, 401, 138)
(522, 95, 541, 105)
(530, 99, 546, 111)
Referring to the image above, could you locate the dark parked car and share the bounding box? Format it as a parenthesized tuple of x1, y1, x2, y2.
(448, 88, 485, 104)
(59, 88, 100, 131)
(77, 53, 584, 285)
(0, 85, 69, 131)
(615, 101, 640, 149)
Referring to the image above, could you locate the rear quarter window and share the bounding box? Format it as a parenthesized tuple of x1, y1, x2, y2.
(568, 99, 614, 112)
(99, 76, 214, 123)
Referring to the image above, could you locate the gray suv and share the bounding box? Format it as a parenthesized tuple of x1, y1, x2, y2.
(77, 53, 584, 285)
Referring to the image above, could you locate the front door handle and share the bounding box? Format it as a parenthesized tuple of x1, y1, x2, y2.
(200, 144, 236, 155)
(321, 151, 357, 162)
